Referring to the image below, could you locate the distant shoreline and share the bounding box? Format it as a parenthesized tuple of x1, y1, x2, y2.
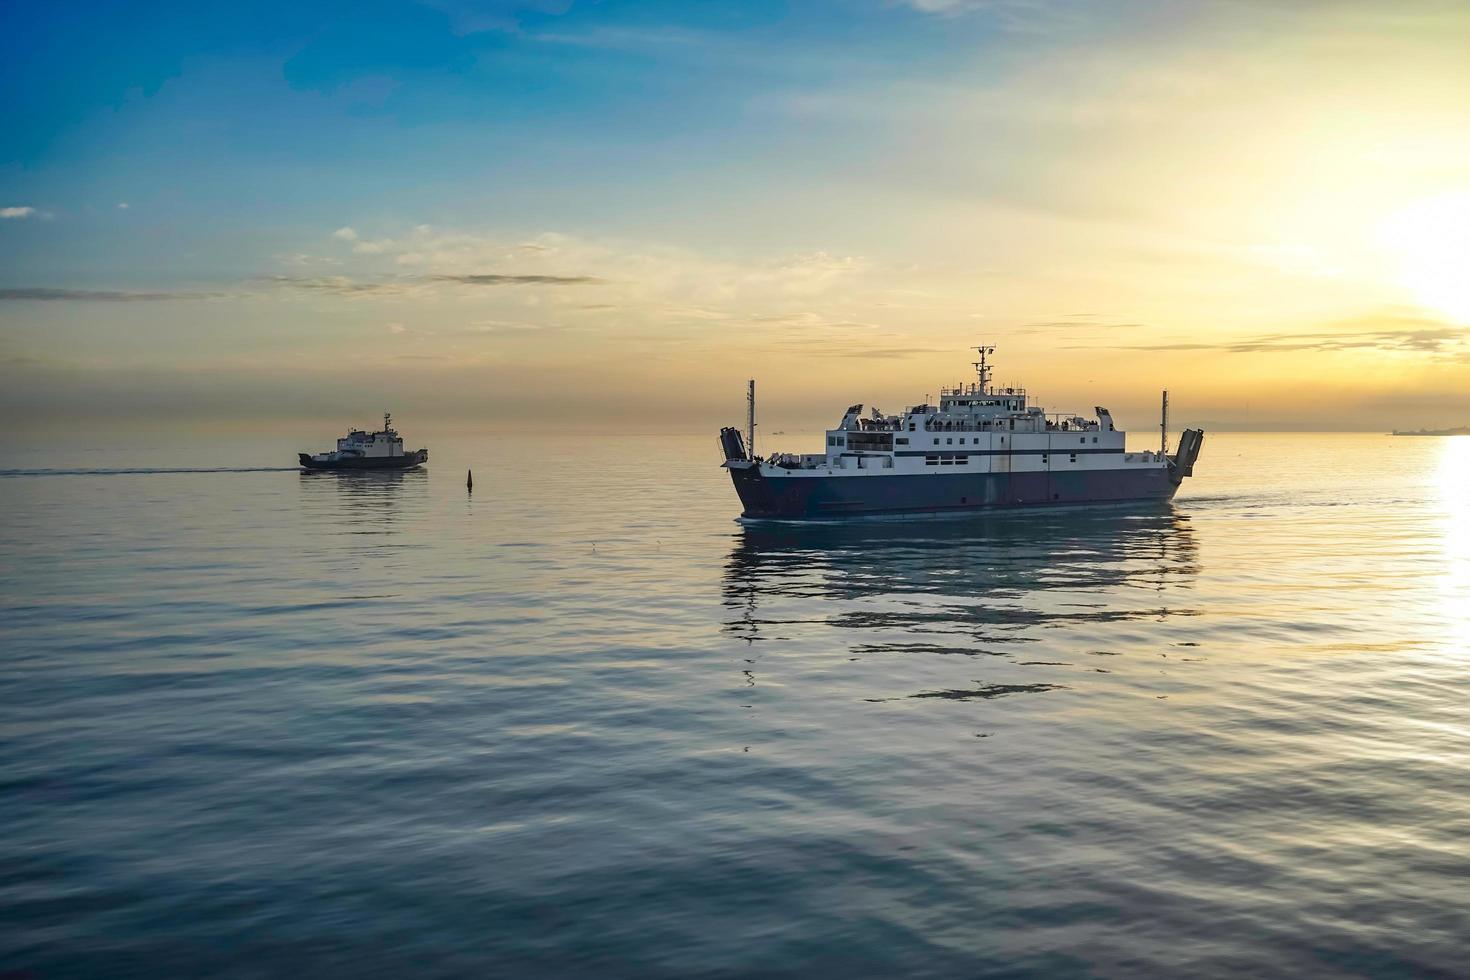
(1390, 427, 1470, 436)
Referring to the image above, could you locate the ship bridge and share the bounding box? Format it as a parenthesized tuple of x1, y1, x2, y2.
(937, 382, 1029, 417)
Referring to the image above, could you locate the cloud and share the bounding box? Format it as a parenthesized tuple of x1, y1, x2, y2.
(332, 227, 359, 241)
(117, 202, 130, 210)
(1069, 314, 1469, 356)
(462, 318, 560, 334)
(1020, 315, 1145, 333)
(900, 0, 1003, 13)
(275, 252, 341, 267)
(265, 271, 604, 294)
(0, 287, 214, 302)
(264, 275, 410, 295)
(431, 273, 604, 286)
(1, 207, 38, 219)
(894, 0, 1085, 31)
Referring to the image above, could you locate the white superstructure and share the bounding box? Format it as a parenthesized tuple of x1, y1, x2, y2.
(763, 348, 1168, 479)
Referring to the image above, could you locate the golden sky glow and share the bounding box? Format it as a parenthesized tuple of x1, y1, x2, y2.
(3, 0, 1470, 433)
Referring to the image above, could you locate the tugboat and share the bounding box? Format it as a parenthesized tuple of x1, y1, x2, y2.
(298, 413, 428, 471)
(719, 345, 1204, 520)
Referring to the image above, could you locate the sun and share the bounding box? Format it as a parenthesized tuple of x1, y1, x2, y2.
(1379, 190, 1470, 324)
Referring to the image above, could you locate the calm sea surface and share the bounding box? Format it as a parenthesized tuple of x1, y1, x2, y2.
(2, 431, 1468, 977)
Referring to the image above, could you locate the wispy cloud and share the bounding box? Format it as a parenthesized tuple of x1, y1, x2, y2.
(264, 272, 605, 295)
(1, 206, 40, 219)
(264, 275, 409, 295)
(893, 0, 1085, 32)
(0, 287, 215, 302)
(432, 273, 603, 286)
(274, 252, 341, 268)
(1069, 314, 1469, 356)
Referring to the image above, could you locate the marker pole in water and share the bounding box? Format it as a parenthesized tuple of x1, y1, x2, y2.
(467, 469, 473, 492)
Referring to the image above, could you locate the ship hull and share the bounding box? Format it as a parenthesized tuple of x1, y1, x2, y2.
(298, 451, 427, 471)
(727, 466, 1178, 520)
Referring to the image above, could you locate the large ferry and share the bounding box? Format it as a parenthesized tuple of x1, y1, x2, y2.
(719, 347, 1203, 520)
(298, 414, 428, 471)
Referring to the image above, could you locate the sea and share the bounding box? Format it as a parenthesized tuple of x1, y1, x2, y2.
(2, 431, 1467, 978)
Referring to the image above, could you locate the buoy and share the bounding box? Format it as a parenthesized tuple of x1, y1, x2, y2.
(467, 469, 473, 492)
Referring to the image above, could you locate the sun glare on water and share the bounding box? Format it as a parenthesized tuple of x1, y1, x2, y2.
(1436, 437, 1470, 649)
(1380, 190, 1470, 324)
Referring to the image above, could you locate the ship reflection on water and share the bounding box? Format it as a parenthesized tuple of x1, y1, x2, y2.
(721, 504, 1201, 706)
(299, 468, 427, 512)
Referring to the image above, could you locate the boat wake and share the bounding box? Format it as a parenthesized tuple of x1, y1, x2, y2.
(0, 467, 300, 478)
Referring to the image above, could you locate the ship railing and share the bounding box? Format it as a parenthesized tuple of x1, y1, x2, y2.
(923, 417, 1047, 433)
(1044, 418, 1101, 432)
(769, 452, 825, 470)
(939, 384, 1028, 398)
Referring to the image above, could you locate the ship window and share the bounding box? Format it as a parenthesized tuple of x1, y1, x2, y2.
(909, 424, 915, 431)
(946, 438, 952, 445)
(933, 438, 939, 445)
(847, 432, 893, 452)
(895, 437, 909, 445)
(1042, 454, 1048, 463)
(1093, 437, 1098, 443)
(940, 457, 953, 465)
(1070, 453, 1078, 463)
(955, 455, 968, 465)
(959, 438, 965, 445)
(926, 455, 939, 465)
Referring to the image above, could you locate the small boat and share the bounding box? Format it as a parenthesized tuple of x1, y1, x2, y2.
(298, 413, 428, 470)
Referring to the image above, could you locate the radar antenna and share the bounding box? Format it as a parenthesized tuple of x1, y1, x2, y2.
(384, 411, 393, 433)
(972, 345, 996, 394)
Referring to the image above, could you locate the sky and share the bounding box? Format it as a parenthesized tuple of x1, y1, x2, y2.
(4, 0, 1470, 434)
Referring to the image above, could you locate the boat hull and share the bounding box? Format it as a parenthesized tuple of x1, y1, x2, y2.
(298, 450, 427, 471)
(727, 466, 1178, 520)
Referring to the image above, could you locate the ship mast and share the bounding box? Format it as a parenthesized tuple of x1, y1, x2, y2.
(972, 345, 995, 394)
(746, 379, 757, 461)
(1160, 391, 1169, 455)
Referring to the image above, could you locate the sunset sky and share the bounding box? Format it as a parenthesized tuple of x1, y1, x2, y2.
(4, 0, 1470, 433)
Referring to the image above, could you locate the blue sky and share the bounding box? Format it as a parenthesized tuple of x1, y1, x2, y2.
(4, 1, 1470, 431)
(3, 0, 1000, 277)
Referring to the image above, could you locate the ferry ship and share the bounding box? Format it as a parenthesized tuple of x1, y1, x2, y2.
(298, 414, 428, 471)
(719, 347, 1203, 520)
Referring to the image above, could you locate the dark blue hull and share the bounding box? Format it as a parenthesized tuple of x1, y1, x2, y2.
(298, 451, 427, 471)
(727, 466, 1179, 520)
